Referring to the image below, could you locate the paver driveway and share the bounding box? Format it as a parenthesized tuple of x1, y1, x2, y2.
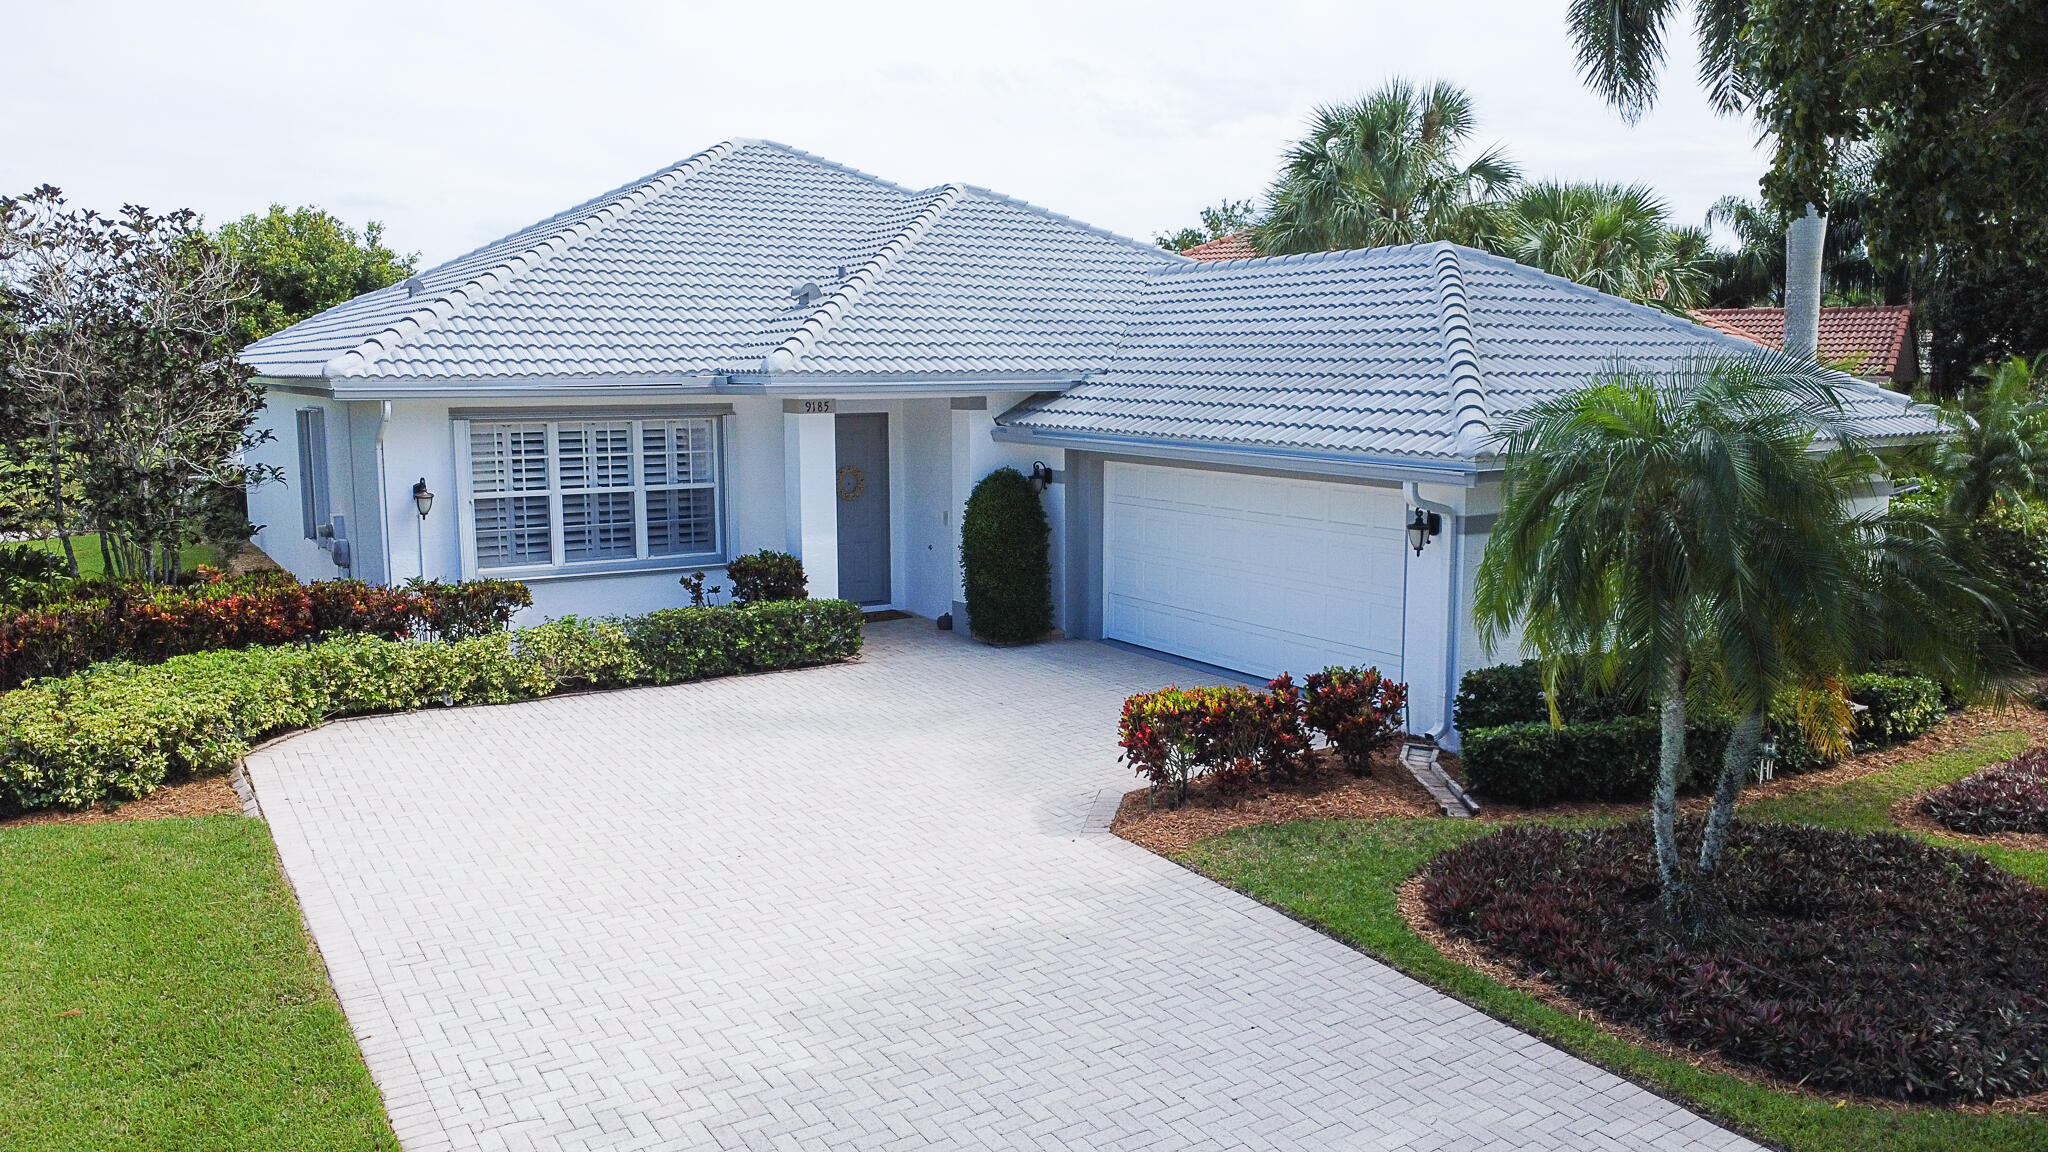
(251, 621, 1756, 1152)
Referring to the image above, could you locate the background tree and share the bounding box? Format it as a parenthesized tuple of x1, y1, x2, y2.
(1488, 181, 1713, 310)
(0, 187, 271, 581)
(1154, 199, 1258, 253)
(1921, 357, 2048, 523)
(1921, 257, 2048, 389)
(215, 204, 415, 346)
(1254, 79, 1518, 255)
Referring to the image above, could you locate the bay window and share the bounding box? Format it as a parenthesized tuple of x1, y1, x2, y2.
(464, 414, 723, 574)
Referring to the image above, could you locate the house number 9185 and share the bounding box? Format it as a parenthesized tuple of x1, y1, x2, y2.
(802, 399, 833, 414)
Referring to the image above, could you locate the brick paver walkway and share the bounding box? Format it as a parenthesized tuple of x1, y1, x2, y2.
(250, 621, 1757, 1151)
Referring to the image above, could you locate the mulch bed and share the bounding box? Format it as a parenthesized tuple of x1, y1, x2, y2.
(1111, 746, 1439, 856)
(0, 773, 243, 829)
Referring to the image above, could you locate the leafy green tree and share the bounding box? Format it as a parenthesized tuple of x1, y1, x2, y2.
(1567, 0, 2047, 265)
(1476, 355, 1920, 921)
(1921, 256, 2048, 390)
(1155, 199, 1258, 253)
(215, 205, 415, 346)
(1922, 356, 2048, 522)
(1489, 181, 1713, 310)
(1254, 79, 1518, 255)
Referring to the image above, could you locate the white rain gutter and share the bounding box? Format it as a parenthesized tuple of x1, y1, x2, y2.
(374, 400, 395, 586)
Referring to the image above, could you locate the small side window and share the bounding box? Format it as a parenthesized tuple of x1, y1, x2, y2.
(296, 408, 332, 540)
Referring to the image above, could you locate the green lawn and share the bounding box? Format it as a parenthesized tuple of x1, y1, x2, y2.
(18, 534, 222, 580)
(1185, 731, 2048, 1152)
(0, 817, 397, 1152)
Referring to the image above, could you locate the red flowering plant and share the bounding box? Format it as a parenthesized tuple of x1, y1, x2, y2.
(1302, 666, 1407, 775)
(1119, 682, 1301, 807)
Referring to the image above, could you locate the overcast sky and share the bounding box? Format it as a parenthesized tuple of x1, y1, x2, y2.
(6, 0, 1770, 266)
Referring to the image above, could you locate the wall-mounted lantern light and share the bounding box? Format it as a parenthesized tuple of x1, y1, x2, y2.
(1028, 461, 1055, 493)
(412, 478, 435, 519)
(1407, 508, 1442, 555)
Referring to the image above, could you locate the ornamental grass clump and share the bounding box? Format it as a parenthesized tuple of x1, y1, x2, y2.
(1423, 820, 2048, 1102)
(1923, 747, 2048, 835)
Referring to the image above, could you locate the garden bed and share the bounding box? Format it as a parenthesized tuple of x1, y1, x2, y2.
(1421, 820, 2048, 1104)
(1111, 745, 1437, 855)
(0, 773, 242, 829)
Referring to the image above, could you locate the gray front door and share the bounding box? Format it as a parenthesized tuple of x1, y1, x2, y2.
(834, 413, 891, 604)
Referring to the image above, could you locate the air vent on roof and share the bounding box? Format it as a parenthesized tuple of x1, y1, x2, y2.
(789, 281, 823, 308)
(403, 276, 426, 297)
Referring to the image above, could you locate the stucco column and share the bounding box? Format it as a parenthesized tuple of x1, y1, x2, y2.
(948, 397, 999, 619)
(783, 401, 840, 600)
(1401, 483, 1462, 743)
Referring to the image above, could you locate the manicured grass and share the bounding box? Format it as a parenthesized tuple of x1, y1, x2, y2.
(17, 533, 221, 580)
(1184, 732, 2048, 1152)
(0, 817, 397, 1152)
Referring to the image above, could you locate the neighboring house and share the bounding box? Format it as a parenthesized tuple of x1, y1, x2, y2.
(1181, 231, 1260, 261)
(1691, 305, 1921, 387)
(242, 139, 1937, 744)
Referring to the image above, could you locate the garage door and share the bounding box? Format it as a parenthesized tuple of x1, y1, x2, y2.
(1103, 462, 1407, 681)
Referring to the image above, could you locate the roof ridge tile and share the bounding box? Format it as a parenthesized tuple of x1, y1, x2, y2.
(1429, 244, 1492, 457)
(763, 184, 967, 372)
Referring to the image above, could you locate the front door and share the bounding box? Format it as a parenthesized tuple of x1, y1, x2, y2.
(834, 413, 891, 604)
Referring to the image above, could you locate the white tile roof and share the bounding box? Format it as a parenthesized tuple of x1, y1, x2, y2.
(997, 242, 1939, 462)
(243, 144, 1937, 467)
(241, 140, 1181, 382)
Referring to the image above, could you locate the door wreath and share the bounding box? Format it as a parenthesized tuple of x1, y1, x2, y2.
(836, 465, 866, 501)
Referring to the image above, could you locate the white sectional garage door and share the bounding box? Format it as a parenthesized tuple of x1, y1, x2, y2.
(1103, 462, 1407, 681)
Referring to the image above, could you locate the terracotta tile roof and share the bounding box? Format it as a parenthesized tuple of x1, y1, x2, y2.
(1689, 305, 1915, 377)
(1180, 231, 1261, 261)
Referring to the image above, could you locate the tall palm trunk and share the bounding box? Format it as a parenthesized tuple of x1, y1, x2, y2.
(1698, 709, 1765, 876)
(1782, 205, 1827, 360)
(1652, 656, 1690, 919)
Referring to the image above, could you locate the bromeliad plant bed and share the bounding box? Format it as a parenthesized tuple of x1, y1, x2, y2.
(1421, 819, 2048, 1104)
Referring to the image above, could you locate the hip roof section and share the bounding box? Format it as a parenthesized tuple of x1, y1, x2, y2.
(998, 243, 1938, 461)
(241, 140, 1183, 382)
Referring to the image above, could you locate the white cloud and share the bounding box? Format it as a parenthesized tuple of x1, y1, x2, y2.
(3, 0, 1768, 263)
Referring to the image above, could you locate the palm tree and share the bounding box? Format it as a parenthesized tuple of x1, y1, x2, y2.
(1491, 181, 1714, 310)
(1254, 79, 1519, 255)
(1925, 356, 2048, 521)
(1564, 0, 1829, 356)
(1475, 354, 1870, 921)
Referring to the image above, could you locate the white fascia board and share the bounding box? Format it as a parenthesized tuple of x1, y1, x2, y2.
(991, 424, 1480, 486)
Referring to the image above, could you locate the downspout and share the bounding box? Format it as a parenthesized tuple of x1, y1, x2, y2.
(374, 400, 395, 586)
(1404, 481, 1461, 742)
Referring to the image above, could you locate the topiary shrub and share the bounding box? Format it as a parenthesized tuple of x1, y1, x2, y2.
(960, 467, 1051, 644)
(723, 550, 807, 605)
(1459, 714, 1731, 805)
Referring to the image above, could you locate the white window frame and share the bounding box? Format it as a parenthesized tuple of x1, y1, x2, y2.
(296, 407, 332, 541)
(453, 413, 727, 580)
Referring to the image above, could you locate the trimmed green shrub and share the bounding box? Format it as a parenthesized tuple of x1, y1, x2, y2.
(1847, 671, 1945, 745)
(624, 598, 863, 680)
(961, 467, 1052, 644)
(1460, 715, 1731, 806)
(0, 599, 866, 814)
(723, 550, 807, 605)
(1453, 659, 1635, 731)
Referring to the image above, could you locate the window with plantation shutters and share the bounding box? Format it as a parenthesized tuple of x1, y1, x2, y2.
(465, 415, 722, 573)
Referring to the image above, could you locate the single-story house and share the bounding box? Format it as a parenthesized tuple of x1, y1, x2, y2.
(241, 139, 1938, 744)
(1691, 304, 1922, 388)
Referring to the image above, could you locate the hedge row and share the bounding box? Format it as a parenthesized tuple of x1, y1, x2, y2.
(1455, 661, 1949, 806)
(0, 599, 865, 813)
(0, 571, 531, 689)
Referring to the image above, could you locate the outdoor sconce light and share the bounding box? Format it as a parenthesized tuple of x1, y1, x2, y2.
(412, 478, 435, 519)
(1028, 460, 1055, 493)
(1407, 508, 1442, 555)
